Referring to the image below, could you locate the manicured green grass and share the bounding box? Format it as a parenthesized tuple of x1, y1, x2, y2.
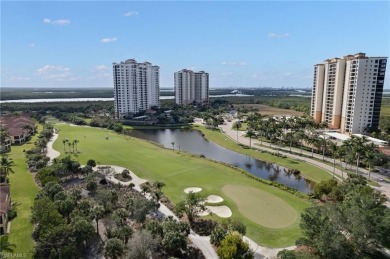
(222, 184, 298, 228)
(54, 124, 310, 247)
(7, 125, 42, 258)
(194, 125, 332, 183)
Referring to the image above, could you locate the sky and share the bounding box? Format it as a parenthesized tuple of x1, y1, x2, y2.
(1, 1, 389, 89)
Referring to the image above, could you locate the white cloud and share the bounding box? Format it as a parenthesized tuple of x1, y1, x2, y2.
(124, 11, 138, 17)
(220, 61, 247, 66)
(52, 19, 71, 25)
(8, 76, 31, 82)
(101, 37, 117, 43)
(37, 65, 70, 75)
(43, 18, 71, 25)
(94, 65, 108, 71)
(267, 32, 290, 38)
(36, 65, 72, 80)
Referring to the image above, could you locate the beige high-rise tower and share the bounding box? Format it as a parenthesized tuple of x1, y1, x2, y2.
(310, 53, 387, 134)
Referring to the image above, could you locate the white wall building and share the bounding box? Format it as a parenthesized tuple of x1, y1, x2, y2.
(174, 69, 209, 105)
(311, 53, 387, 134)
(113, 59, 160, 118)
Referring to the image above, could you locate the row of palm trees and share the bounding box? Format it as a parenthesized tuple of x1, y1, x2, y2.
(235, 114, 381, 180)
(62, 138, 80, 154)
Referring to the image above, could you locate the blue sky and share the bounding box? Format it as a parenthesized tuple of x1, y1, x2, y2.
(1, 1, 389, 89)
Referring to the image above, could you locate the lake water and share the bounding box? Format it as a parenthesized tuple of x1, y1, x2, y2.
(0, 94, 254, 103)
(130, 128, 314, 193)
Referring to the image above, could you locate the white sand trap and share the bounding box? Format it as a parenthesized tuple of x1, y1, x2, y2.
(184, 187, 202, 194)
(206, 195, 224, 203)
(208, 206, 232, 218)
(199, 206, 232, 218)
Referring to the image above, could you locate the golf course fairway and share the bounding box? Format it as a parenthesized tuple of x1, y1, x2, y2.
(53, 124, 310, 247)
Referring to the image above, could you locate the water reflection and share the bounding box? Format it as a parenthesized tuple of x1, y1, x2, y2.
(130, 129, 314, 193)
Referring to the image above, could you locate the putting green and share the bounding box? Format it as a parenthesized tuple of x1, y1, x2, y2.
(222, 184, 298, 228)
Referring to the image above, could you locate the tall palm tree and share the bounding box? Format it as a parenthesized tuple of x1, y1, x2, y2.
(62, 139, 67, 152)
(336, 147, 345, 179)
(233, 121, 242, 143)
(74, 139, 79, 153)
(351, 136, 368, 174)
(294, 130, 306, 155)
(246, 128, 255, 148)
(328, 142, 338, 179)
(341, 139, 352, 170)
(171, 141, 175, 150)
(92, 205, 105, 235)
(284, 132, 294, 152)
(364, 150, 376, 180)
(0, 155, 15, 183)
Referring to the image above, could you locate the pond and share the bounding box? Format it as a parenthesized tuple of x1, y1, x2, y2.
(130, 129, 314, 193)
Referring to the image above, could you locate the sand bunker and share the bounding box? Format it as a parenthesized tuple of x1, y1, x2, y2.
(199, 205, 232, 218)
(184, 187, 202, 194)
(206, 195, 224, 203)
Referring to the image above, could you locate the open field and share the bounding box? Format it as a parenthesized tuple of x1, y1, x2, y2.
(235, 104, 305, 116)
(53, 124, 310, 247)
(195, 125, 332, 183)
(7, 125, 42, 257)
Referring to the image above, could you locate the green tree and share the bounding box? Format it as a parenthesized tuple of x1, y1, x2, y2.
(364, 149, 376, 180)
(92, 205, 105, 235)
(175, 192, 206, 223)
(299, 178, 390, 258)
(246, 128, 255, 148)
(0, 235, 16, 253)
(126, 231, 161, 259)
(72, 217, 95, 249)
(233, 121, 242, 143)
(86, 159, 97, 167)
(104, 238, 125, 259)
(0, 155, 15, 183)
(216, 232, 254, 259)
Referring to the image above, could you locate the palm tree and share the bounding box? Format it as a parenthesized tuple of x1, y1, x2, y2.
(72, 139, 79, 153)
(328, 142, 338, 179)
(351, 136, 368, 174)
(92, 205, 105, 236)
(294, 130, 306, 155)
(336, 147, 345, 179)
(320, 137, 328, 161)
(341, 139, 352, 170)
(233, 121, 242, 143)
(0, 155, 15, 183)
(246, 128, 255, 148)
(284, 132, 294, 152)
(364, 150, 376, 180)
(62, 139, 67, 152)
(0, 235, 16, 253)
(171, 141, 175, 150)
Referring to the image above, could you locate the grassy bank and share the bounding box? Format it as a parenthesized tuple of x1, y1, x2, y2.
(194, 125, 332, 183)
(7, 125, 42, 258)
(54, 124, 310, 247)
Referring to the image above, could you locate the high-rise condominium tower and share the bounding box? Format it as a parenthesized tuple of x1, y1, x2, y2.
(174, 69, 209, 105)
(113, 59, 159, 118)
(311, 53, 387, 134)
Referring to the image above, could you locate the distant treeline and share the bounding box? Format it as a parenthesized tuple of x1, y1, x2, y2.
(0, 87, 310, 100)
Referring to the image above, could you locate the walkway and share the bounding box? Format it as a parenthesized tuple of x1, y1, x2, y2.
(46, 132, 60, 164)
